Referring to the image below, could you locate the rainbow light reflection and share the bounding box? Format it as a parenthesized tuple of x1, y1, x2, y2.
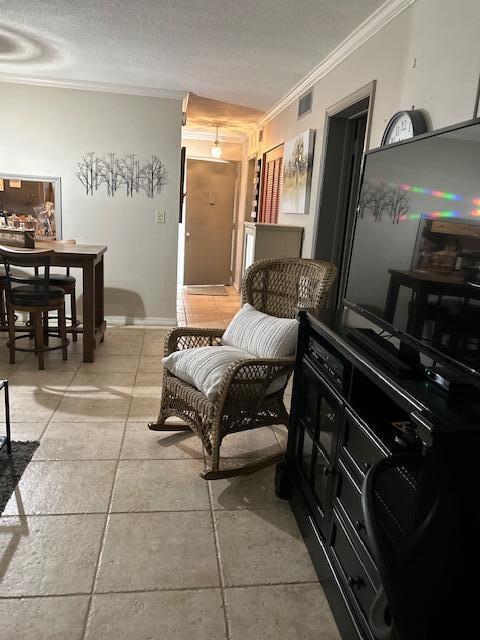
(400, 183, 480, 206)
(399, 209, 480, 221)
(399, 184, 463, 201)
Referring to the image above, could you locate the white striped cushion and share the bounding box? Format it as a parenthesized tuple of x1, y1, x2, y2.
(163, 345, 286, 401)
(222, 303, 298, 358)
(163, 346, 254, 400)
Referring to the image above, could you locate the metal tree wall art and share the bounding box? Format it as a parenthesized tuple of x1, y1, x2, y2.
(138, 156, 168, 199)
(76, 152, 167, 198)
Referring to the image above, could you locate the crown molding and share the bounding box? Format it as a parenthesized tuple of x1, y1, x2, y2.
(182, 128, 247, 143)
(257, 0, 415, 129)
(0, 74, 187, 100)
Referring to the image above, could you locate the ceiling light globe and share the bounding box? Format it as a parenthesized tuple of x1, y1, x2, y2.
(210, 142, 222, 159)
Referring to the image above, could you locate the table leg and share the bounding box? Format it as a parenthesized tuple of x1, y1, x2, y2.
(407, 287, 428, 338)
(82, 260, 95, 362)
(95, 256, 105, 342)
(384, 276, 400, 323)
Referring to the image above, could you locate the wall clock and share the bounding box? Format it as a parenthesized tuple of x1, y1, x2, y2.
(381, 109, 429, 145)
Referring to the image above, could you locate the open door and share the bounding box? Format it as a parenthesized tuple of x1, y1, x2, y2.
(184, 159, 238, 285)
(314, 81, 376, 306)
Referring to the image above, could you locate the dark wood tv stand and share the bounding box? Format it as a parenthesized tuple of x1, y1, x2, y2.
(276, 308, 480, 640)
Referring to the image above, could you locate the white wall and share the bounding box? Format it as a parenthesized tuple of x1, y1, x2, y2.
(0, 83, 182, 323)
(246, 0, 480, 259)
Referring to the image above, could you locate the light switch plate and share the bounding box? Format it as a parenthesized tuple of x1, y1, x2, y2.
(155, 210, 166, 223)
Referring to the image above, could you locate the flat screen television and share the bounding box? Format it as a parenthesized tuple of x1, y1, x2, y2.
(345, 117, 480, 380)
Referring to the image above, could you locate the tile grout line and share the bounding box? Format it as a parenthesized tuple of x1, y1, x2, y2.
(207, 479, 231, 640)
(78, 328, 146, 640)
(27, 364, 82, 443)
(0, 503, 290, 518)
(0, 579, 321, 601)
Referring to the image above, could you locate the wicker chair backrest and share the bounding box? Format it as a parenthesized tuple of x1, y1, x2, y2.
(241, 257, 336, 318)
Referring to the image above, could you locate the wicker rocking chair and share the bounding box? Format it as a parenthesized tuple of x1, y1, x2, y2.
(148, 257, 336, 479)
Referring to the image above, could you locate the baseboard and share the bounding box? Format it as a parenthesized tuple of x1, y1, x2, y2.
(105, 315, 178, 327)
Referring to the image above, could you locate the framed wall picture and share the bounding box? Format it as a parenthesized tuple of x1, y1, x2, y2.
(280, 129, 315, 214)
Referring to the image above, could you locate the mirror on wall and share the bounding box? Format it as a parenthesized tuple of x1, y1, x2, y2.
(0, 175, 62, 240)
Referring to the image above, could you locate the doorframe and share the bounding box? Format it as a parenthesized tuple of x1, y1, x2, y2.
(312, 80, 376, 306)
(236, 152, 258, 288)
(229, 160, 242, 285)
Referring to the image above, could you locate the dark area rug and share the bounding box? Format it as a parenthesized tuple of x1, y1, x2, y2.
(0, 441, 39, 514)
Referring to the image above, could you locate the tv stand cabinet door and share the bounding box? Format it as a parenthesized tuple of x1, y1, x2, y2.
(293, 358, 343, 537)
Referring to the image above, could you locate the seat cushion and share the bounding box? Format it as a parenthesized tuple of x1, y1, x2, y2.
(10, 284, 65, 306)
(222, 303, 298, 358)
(28, 274, 76, 286)
(46, 274, 76, 285)
(162, 345, 285, 401)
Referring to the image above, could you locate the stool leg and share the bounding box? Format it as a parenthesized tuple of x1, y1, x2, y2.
(71, 286, 78, 342)
(34, 311, 45, 370)
(7, 305, 15, 365)
(43, 311, 49, 346)
(58, 303, 68, 361)
(0, 288, 6, 327)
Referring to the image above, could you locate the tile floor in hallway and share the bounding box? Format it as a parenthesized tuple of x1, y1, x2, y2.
(0, 299, 340, 639)
(177, 284, 242, 328)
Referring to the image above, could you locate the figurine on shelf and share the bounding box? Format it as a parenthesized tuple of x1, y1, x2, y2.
(45, 201, 55, 236)
(33, 202, 55, 238)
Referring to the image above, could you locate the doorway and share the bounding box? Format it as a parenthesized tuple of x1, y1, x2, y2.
(183, 158, 238, 285)
(314, 81, 376, 306)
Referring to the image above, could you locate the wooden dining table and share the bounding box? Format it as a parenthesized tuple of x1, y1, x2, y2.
(36, 241, 107, 362)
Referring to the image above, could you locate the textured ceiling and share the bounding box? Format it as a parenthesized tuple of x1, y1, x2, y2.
(186, 94, 262, 138)
(0, 0, 384, 110)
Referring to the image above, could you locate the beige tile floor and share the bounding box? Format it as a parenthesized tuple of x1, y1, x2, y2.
(177, 284, 242, 329)
(0, 291, 340, 640)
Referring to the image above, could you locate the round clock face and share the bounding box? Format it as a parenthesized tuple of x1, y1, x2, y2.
(382, 110, 429, 146)
(385, 113, 414, 144)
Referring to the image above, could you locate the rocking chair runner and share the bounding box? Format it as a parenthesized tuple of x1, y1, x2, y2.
(148, 257, 336, 479)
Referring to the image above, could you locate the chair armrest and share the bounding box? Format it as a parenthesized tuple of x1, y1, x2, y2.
(216, 356, 295, 413)
(164, 327, 224, 356)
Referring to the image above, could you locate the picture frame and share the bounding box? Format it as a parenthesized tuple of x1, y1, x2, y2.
(280, 129, 315, 214)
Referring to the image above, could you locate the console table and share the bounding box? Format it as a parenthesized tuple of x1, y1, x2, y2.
(276, 308, 480, 639)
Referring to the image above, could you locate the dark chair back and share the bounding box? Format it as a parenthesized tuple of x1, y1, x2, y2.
(362, 453, 466, 640)
(0, 246, 54, 307)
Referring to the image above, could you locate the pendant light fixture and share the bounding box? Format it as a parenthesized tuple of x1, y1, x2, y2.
(210, 125, 222, 159)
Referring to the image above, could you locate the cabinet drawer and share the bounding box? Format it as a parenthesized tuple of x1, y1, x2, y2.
(342, 409, 387, 478)
(330, 512, 376, 630)
(336, 460, 369, 552)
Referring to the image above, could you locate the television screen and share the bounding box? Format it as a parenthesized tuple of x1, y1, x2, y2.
(345, 119, 480, 374)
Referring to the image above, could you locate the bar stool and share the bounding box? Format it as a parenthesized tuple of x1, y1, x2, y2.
(34, 240, 79, 342)
(0, 246, 69, 370)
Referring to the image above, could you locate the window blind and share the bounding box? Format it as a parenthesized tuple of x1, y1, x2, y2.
(260, 145, 284, 224)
